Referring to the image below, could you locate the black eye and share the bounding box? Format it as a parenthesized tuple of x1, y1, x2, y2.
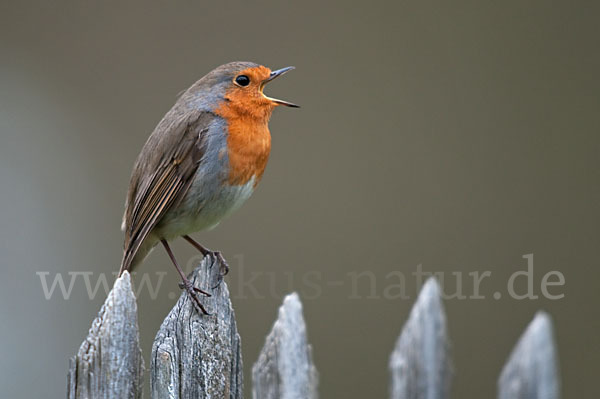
(235, 75, 250, 86)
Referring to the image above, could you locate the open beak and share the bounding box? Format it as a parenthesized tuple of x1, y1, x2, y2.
(262, 66, 300, 108)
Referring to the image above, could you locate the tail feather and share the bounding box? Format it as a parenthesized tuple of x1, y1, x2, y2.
(119, 250, 134, 276)
(119, 236, 157, 276)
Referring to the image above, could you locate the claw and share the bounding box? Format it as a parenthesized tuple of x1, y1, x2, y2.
(178, 281, 211, 297)
(179, 279, 211, 315)
(211, 252, 230, 289)
(181, 236, 230, 291)
(189, 295, 211, 316)
(194, 287, 212, 297)
(211, 278, 223, 290)
(216, 252, 230, 276)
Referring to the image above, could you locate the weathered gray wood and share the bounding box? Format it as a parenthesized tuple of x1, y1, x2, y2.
(498, 311, 560, 399)
(151, 254, 243, 399)
(389, 277, 451, 399)
(252, 293, 318, 399)
(67, 271, 144, 399)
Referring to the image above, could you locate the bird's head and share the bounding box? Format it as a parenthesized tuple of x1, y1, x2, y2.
(191, 61, 298, 121)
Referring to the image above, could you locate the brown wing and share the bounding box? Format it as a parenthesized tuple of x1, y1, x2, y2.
(119, 111, 213, 275)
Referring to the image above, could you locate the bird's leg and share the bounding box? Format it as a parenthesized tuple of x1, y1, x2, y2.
(182, 235, 210, 256)
(183, 235, 230, 288)
(160, 239, 210, 315)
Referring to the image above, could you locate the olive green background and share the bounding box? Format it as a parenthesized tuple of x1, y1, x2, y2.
(1, 1, 598, 398)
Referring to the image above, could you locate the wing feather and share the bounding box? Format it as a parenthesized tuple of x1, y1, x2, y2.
(119, 112, 212, 274)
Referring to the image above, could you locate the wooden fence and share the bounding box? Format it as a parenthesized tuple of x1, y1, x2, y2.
(68, 255, 560, 398)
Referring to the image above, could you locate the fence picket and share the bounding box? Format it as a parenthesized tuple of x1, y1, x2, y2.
(498, 312, 560, 399)
(150, 254, 243, 399)
(67, 271, 144, 399)
(68, 268, 562, 399)
(389, 277, 451, 399)
(252, 293, 318, 399)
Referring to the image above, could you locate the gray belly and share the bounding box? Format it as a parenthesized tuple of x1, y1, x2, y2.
(155, 174, 256, 240)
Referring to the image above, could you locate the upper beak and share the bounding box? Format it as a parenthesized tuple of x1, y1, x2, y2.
(262, 66, 299, 108)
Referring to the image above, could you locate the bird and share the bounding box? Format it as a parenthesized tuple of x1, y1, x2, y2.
(118, 61, 298, 314)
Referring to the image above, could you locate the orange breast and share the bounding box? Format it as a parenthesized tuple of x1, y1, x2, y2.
(215, 100, 272, 187)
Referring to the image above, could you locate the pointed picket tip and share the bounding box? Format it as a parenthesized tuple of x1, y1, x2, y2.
(389, 277, 451, 399)
(68, 271, 144, 399)
(252, 292, 318, 399)
(498, 311, 560, 399)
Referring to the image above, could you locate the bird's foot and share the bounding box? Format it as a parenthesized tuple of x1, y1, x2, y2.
(211, 251, 230, 289)
(179, 279, 211, 315)
(178, 280, 212, 297)
(181, 236, 229, 290)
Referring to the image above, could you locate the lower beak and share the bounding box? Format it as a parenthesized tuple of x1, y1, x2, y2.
(262, 66, 300, 108)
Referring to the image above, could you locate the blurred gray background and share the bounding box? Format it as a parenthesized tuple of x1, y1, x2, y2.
(1, 1, 598, 398)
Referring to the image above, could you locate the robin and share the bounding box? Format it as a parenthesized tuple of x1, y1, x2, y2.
(118, 61, 298, 314)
